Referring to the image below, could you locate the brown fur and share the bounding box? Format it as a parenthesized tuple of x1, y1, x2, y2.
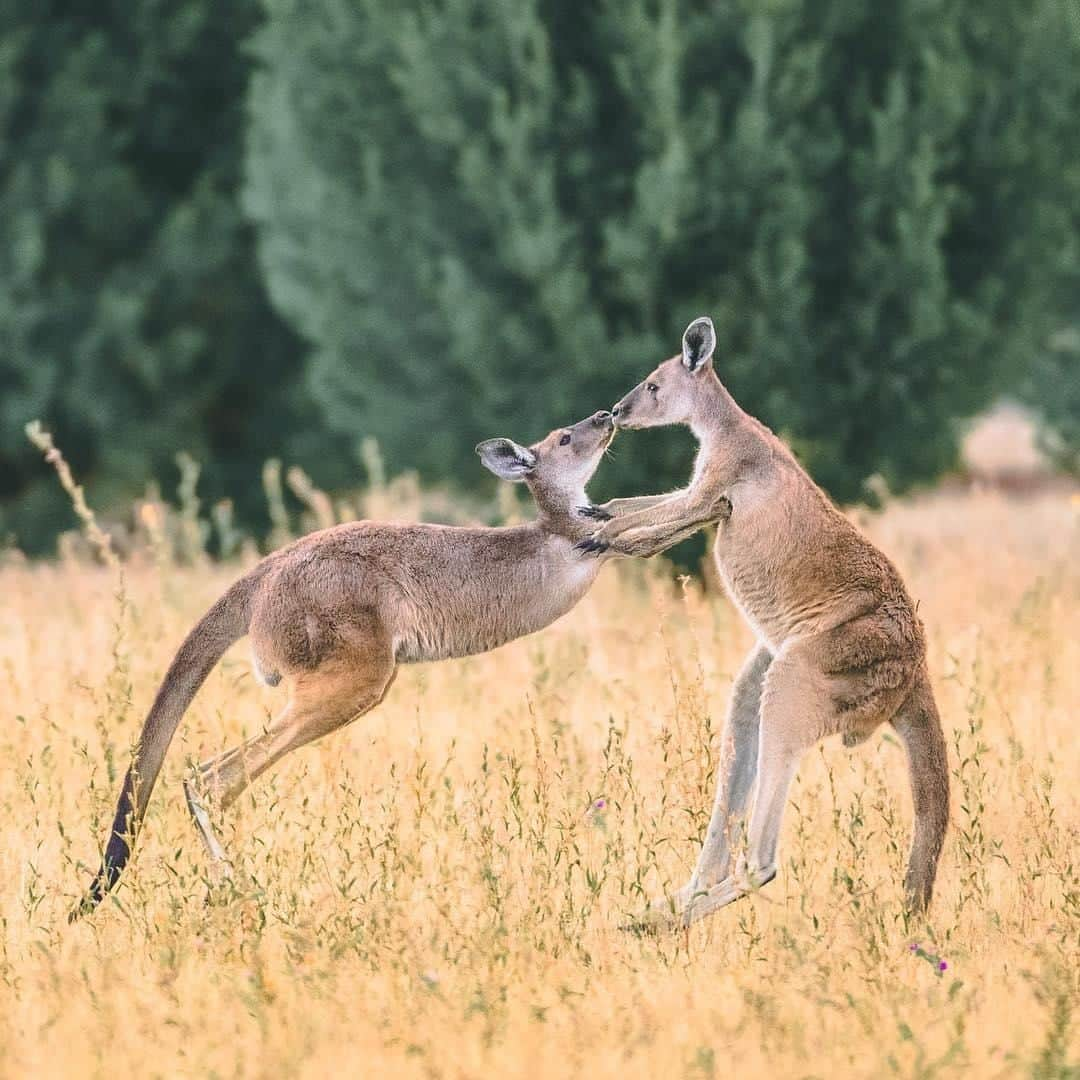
(73, 411, 616, 917)
(590, 316, 949, 927)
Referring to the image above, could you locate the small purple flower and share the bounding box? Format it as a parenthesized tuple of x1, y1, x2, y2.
(908, 941, 948, 976)
(594, 798, 607, 810)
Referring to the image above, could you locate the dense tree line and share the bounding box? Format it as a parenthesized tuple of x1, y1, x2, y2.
(2, 0, 1078, 552)
(0, 0, 351, 550)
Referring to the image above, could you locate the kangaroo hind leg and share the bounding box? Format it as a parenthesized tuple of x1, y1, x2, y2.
(679, 646, 772, 898)
(625, 645, 772, 935)
(679, 638, 843, 928)
(185, 641, 396, 868)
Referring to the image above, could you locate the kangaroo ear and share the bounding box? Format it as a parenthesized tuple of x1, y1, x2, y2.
(476, 438, 537, 482)
(682, 316, 716, 373)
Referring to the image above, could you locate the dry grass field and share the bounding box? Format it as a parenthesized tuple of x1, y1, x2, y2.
(1, 480, 1077, 1077)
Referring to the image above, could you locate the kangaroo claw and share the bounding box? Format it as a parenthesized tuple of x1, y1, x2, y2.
(576, 505, 612, 521)
(574, 538, 610, 555)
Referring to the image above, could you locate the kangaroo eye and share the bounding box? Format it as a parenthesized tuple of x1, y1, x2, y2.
(559, 432, 572, 446)
(646, 382, 659, 393)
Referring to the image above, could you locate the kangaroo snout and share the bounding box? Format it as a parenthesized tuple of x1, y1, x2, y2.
(590, 410, 616, 449)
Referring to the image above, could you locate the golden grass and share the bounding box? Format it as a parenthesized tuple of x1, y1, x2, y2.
(1, 488, 1077, 1078)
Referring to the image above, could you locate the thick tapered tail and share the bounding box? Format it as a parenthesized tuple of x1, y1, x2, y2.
(70, 576, 255, 920)
(892, 672, 950, 914)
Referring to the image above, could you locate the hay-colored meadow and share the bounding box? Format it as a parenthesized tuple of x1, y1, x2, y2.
(1, 486, 1077, 1078)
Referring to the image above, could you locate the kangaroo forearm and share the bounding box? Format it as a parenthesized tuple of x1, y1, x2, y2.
(603, 489, 725, 534)
(574, 488, 730, 558)
(610, 514, 715, 558)
(601, 492, 683, 517)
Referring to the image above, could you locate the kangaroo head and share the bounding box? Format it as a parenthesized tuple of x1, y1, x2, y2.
(476, 410, 614, 507)
(611, 316, 718, 429)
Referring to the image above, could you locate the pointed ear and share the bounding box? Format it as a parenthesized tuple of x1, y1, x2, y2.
(682, 316, 716, 372)
(475, 438, 537, 482)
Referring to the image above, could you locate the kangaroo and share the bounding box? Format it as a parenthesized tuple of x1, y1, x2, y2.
(73, 410, 618, 919)
(580, 316, 949, 930)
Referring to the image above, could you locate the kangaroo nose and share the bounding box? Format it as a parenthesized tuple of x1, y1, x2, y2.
(593, 410, 612, 424)
(611, 404, 622, 417)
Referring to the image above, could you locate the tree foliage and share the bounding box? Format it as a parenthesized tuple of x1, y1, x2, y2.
(1, 1, 1078, 551)
(0, 0, 343, 551)
(247, 0, 1080, 505)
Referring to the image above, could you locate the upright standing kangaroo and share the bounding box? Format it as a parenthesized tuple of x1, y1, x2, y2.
(74, 410, 639, 918)
(580, 317, 949, 929)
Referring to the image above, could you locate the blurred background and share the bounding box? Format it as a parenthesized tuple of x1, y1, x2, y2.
(1, 0, 1078, 554)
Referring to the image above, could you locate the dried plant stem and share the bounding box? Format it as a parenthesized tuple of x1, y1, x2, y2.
(25, 420, 119, 570)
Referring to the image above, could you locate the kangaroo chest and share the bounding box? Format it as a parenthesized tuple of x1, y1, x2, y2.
(712, 541, 785, 648)
(711, 493, 867, 649)
(394, 540, 599, 663)
(709, 494, 809, 649)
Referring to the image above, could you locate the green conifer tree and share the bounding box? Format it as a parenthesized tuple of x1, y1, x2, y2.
(0, 0, 333, 551)
(248, 0, 1080, 505)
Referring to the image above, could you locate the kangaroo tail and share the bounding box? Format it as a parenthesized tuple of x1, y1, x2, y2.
(891, 669, 950, 914)
(71, 572, 258, 920)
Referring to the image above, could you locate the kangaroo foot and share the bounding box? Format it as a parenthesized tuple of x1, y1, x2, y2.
(183, 778, 233, 878)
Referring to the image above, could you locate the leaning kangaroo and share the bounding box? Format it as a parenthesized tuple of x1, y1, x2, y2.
(74, 411, 624, 917)
(580, 317, 949, 929)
